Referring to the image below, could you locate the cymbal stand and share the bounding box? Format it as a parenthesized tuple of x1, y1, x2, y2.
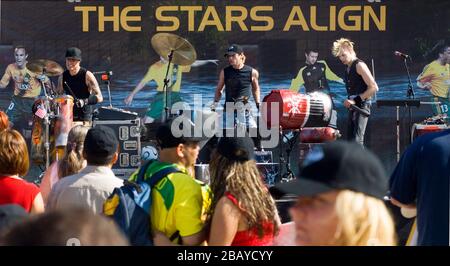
(404, 56, 415, 143)
(162, 51, 174, 122)
(279, 126, 299, 182)
(38, 69, 52, 170)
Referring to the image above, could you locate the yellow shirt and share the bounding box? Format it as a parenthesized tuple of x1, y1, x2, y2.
(0, 63, 44, 98)
(289, 60, 344, 92)
(141, 61, 191, 92)
(417, 60, 450, 98)
(129, 161, 211, 243)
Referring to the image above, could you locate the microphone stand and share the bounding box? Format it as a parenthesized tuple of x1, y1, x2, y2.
(404, 56, 415, 144)
(104, 77, 113, 108)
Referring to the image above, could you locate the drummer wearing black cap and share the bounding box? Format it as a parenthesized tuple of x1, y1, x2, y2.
(212, 44, 261, 140)
(273, 141, 396, 246)
(57, 47, 103, 124)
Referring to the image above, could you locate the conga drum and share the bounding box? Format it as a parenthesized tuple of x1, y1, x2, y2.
(262, 90, 333, 129)
(53, 95, 74, 159)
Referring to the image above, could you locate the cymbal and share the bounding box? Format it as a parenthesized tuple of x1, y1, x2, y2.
(27, 59, 64, 76)
(151, 33, 197, 66)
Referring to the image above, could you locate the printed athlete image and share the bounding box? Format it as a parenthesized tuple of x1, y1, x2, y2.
(0, 46, 50, 132)
(416, 44, 450, 118)
(124, 56, 218, 124)
(290, 48, 344, 94)
(290, 48, 344, 128)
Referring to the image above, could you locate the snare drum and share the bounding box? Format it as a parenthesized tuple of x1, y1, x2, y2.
(411, 123, 448, 141)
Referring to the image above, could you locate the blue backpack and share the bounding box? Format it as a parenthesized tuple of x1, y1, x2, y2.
(103, 160, 180, 246)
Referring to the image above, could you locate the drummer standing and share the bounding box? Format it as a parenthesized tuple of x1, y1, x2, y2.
(57, 47, 103, 126)
(332, 38, 378, 146)
(0, 46, 50, 134)
(213, 44, 261, 145)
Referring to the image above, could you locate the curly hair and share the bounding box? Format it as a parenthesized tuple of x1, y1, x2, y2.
(208, 150, 279, 238)
(58, 125, 89, 178)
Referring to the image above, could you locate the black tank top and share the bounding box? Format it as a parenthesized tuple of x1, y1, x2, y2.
(63, 67, 92, 121)
(224, 65, 253, 103)
(344, 59, 368, 97)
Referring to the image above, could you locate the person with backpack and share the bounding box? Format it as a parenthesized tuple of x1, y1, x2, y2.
(108, 118, 211, 246)
(47, 126, 123, 214)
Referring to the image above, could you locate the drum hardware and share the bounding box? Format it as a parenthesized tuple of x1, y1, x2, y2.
(27, 60, 64, 170)
(93, 70, 114, 108)
(278, 128, 300, 183)
(151, 33, 197, 122)
(377, 99, 440, 162)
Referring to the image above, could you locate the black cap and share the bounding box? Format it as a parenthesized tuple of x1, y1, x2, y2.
(274, 141, 388, 199)
(156, 118, 209, 149)
(216, 136, 255, 162)
(84, 126, 119, 158)
(65, 47, 82, 61)
(224, 44, 244, 57)
(0, 204, 28, 231)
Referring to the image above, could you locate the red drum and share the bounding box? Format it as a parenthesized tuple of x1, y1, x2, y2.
(299, 127, 341, 143)
(53, 95, 74, 147)
(262, 90, 333, 129)
(411, 123, 448, 141)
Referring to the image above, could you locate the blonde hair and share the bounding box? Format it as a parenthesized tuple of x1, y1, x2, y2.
(208, 150, 279, 237)
(333, 190, 396, 246)
(332, 38, 355, 57)
(58, 125, 89, 178)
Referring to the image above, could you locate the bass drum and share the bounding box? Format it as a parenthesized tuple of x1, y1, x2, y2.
(262, 90, 333, 129)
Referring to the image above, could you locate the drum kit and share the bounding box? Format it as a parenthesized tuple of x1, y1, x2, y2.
(24, 33, 200, 172)
(26, 59, 69, 169)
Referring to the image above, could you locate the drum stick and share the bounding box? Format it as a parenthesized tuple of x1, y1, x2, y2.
(349, 104, 370, 117)
(64, 81, 80, 101)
